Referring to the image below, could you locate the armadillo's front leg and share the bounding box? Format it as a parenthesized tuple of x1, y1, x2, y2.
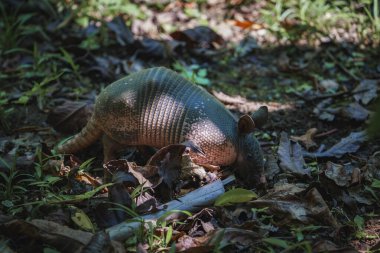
(102, 135, 124, 163)
(102, 135, 126, 182)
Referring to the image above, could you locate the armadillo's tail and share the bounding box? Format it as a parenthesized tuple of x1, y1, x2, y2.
(56, 116, 103, 154)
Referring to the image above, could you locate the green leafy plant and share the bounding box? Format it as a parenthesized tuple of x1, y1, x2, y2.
(0, 3, 50, 55)
(57, 0, 146, 28)
(260, 0, 380, 44)
(291, 225, 322, 242)
(59, 48, 82, 81)
(0, 91, 13, 134)
(27, 147, 62, 189)
(173, 63, 211, 86)
(0, 157, 29, 207)
(16, 72, 63, 110)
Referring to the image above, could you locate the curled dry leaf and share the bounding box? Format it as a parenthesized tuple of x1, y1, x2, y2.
(0, 218, 92, 253)
(250, 184, 338, 227)
(340, 102, 369, 121)
(319, 79, 339, 92)
(211, 90, 294, 114)
(106, 16, 134, 46)
(278, 132, 311, 177)
(291, 128, 318, 150)
(324, 161, 352, 187)
(82, 231, 125, 253)
(313, 98, 336, 121)
(47, 99, 94, 134)
(353, 79, 379, 105)
(347, 187, 375, 205)
(233, 20, 264, 30)
(134, 38, 169, 59)
(176, 208, 215, 236)
(170, 26, 224, 49)
(313, 240, 357, 253)
(180, 152, 208, 181)
(303, 131, 367, 158)
(363, 152, 380, 181)
(264, 154, 281, 181)
(176, 228, 262, 252)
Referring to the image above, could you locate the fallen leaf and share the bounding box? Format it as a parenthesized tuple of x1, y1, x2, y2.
(234, 36, 259, 58)
(291, 128, 318, 150)
(214, 188, 257, 206)
(176, 208, 215, 236)
(303, 131, 367, 158)
(313, 98, 336, 121)
(250, 184, 338, 227)
(363, 152, 380, 181)
(324, 161, 351, 187)
(70, 206, 95, 232)
(134, 38, 168, 59)
(278, 132, 311, 177)
(264, 154, 281, 181)
(353, 79, 379, 105)
(0, 218, 92, 253)
(348, 188, 375, 205)
(170, 26, 224, 49)
(176, 228, 262, 252)
(262, 238, 289, 249)
(340, 102, 369, 121)
(319, 79, 339, 92)
(313, 240, 358, 253)
(47, 99, 94, 134)
(211, 90, 294, 114)
(81, 231, 125, 253)
(233, 20, 263, 30)
(107, 16, 134, 46)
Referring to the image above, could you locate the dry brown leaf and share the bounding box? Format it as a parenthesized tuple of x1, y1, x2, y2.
(176, 228, 262, 252)
(212, 90, 294, 114)
(291, 128, 318, 150)
(250, 184, 339, 227)
(324, 161, 351, 187)
(233, 20, 264, 30)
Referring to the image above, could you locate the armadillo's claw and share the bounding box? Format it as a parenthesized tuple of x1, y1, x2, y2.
(182, 140, 206, 157)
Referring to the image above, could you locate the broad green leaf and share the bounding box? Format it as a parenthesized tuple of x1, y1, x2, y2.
(165, 226, 173, 245)
(371, 179, 380, 188)
(70, 206, 95, 232)
(263, 238, 289, 249)
(214, 188, 257, 206)
(354, 215, 364, 230)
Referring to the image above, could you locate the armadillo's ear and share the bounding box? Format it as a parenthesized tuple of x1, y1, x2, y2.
(251, 106, 268, 129)
(238, 114, 255, 134)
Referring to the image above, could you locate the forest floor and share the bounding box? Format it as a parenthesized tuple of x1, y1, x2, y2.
(0, 1, 380, 252)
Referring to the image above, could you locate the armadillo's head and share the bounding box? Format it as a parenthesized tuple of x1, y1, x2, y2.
(234, 106, 268, 188)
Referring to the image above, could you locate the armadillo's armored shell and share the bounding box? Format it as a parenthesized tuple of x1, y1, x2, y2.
(58, 67, 240, 166)
(94, 67, 238, 165)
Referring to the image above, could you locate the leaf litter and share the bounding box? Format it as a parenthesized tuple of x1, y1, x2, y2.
(0, 1, 379, 252)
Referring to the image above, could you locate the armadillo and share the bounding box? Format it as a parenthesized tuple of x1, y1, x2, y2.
(57, 67, 267, 186)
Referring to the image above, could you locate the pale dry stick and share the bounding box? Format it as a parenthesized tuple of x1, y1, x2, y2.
(107, 175, 235, 241)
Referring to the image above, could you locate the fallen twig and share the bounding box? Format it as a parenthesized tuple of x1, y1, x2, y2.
(325, 50, 361, 81)
(314, 128, 338, 138)
(107, 175, 235, 241)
